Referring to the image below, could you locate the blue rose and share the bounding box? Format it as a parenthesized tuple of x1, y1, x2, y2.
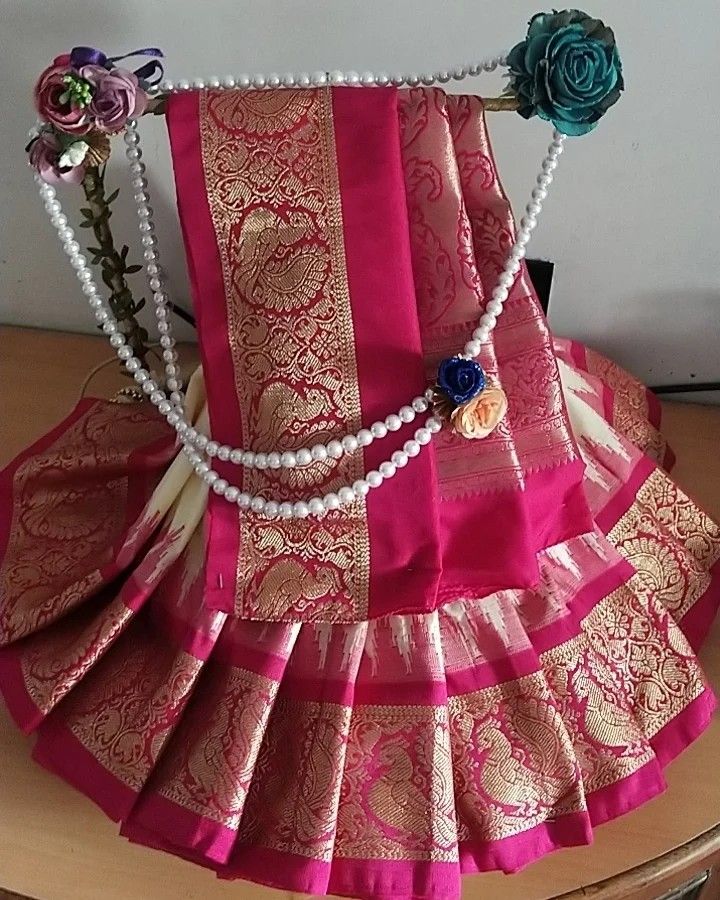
(437, 357, 486, 406)
(506, 9, 623, 136)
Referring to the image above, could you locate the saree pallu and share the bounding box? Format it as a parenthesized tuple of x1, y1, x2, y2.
(1, 87, 719, 900)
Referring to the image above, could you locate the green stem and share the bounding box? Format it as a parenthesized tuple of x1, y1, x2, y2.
(81, 166, 149, 367)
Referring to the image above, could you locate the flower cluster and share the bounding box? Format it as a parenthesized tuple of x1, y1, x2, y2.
(28, 47, 162, 184)
(432, 357, 508, 440)
(506, 9, 623, 136)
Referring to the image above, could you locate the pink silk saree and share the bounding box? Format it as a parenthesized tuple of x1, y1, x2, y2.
(1, 86, 719, 900)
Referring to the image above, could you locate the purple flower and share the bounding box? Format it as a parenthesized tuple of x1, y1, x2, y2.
(87, 66, 148, 132)
(29, 132, 86, 185)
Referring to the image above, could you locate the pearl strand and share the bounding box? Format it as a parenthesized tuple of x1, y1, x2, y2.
(156, 55, 508, 95)
(35, 120, 564, 517)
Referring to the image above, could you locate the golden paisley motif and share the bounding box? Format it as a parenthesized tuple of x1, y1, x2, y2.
(209, 89, 314, 135)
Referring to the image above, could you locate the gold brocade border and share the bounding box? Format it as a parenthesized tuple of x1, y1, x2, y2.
(198, 88, 370, 623)
(0, 403, 164, 645)
(607, 469, 720, 622)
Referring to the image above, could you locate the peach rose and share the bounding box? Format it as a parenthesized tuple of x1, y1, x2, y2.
(451, 387, 508, 439)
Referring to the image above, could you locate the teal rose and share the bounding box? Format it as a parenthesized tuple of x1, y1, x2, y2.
(506, 9, 623, 136)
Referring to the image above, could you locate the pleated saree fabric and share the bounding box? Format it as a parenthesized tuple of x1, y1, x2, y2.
(1, 87, 719, 900)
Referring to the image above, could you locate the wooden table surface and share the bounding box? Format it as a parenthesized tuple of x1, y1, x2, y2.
(0, 325, 719, 900)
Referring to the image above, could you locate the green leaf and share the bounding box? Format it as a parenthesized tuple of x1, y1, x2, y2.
(102, 269, 115, 289)
(121, 244, 129, 259)
(79, 220, 92, 228)
(135, 298, 146, 312)
(86, 246, 103, 256)
(125, 264, 143, 274)
(106, 188, 120, 205)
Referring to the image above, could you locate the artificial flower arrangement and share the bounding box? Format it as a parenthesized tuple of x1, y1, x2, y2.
(28, 47, 165, 364)
(27, 11, 622, 431)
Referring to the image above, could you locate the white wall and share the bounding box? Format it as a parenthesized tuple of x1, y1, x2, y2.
(1, 0, 718, 386)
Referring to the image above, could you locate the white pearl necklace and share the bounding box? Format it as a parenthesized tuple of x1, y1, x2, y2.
(155, 54, 508, 94)
(36, 73, 565, 519)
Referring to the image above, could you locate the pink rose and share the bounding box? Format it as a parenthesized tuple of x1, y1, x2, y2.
(451, 387, 508, 439)
(34, 55, 92, 135)
(88, 67, 147, 132)
(29, 132, 86, 185)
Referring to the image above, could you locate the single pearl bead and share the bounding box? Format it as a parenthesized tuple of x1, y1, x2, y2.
(353, 479, 369, 497)
(312, 71, 328, 85)
(217, 445, 231, 462)
(264, 500, 279, 518)
(360, 71, 376, 85)
(415, 427, 432, 445)
(385, 414, 402, 432)
(297, 73, 312, 87)
(527, 201, 542, 217)
(241, 450, 255, 466)
(267, 73, 281, 87)
(251, 496, 266, 513)
(205, 440, 219, 458)
(253, 74, 266, 88)
(338, 486, 355, 504)
(392, 450, 409, 468)
(308, 497, 325, 516)
(237, 74, 251, 88)
(282, 73, 296, 87)
(323, 493, 340, 510)
(311, 443, 328, 462)
(406, 73, 420, 86)
(281, 450, 297, 468)
(267, 451, 281, 469)
(398, 405, 416, 423)
(375, 72, 390, 85)
(279, 501, 294, 518)
(371, 421, 388, 439)
(342, 435, 359, 453)
(391, 73, 405, 86)
(208, 76, 221, 88)
(118, 346, 132, 360)
(158, 400, 172, 415)
(225, 485, 240, 503)
(436, 70, 451, 83)
(293, 500, 310, 518)
(452, 65, 467, 80)
(177, 79, 190, 91)
(254, 452, 268, 469)
(426, 416, 443, 434)
(327, 439, 343, 459)
(479, 312, 497, 330)
(329, 70, 345, 85)
(531, 187, 548, 202)
(379, 461, 396, 479)
(486, 300, 504, 317)
(404, 439, 421, 457)
(498, 271, 515, 289)
(412, 396, 429, 413)
(223, 76, 236, 88)
(356, 428, 373, 447)
(366, 470, 383, 488)
(473, 324, 490, 342)
(195, 434, 208, 450)
(196, 461, 210, 477)
(230, 449, 243, 465)
(464, 340, 481, 357)
(212, 478, 228, 495)
(296, 448, 312, 466)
